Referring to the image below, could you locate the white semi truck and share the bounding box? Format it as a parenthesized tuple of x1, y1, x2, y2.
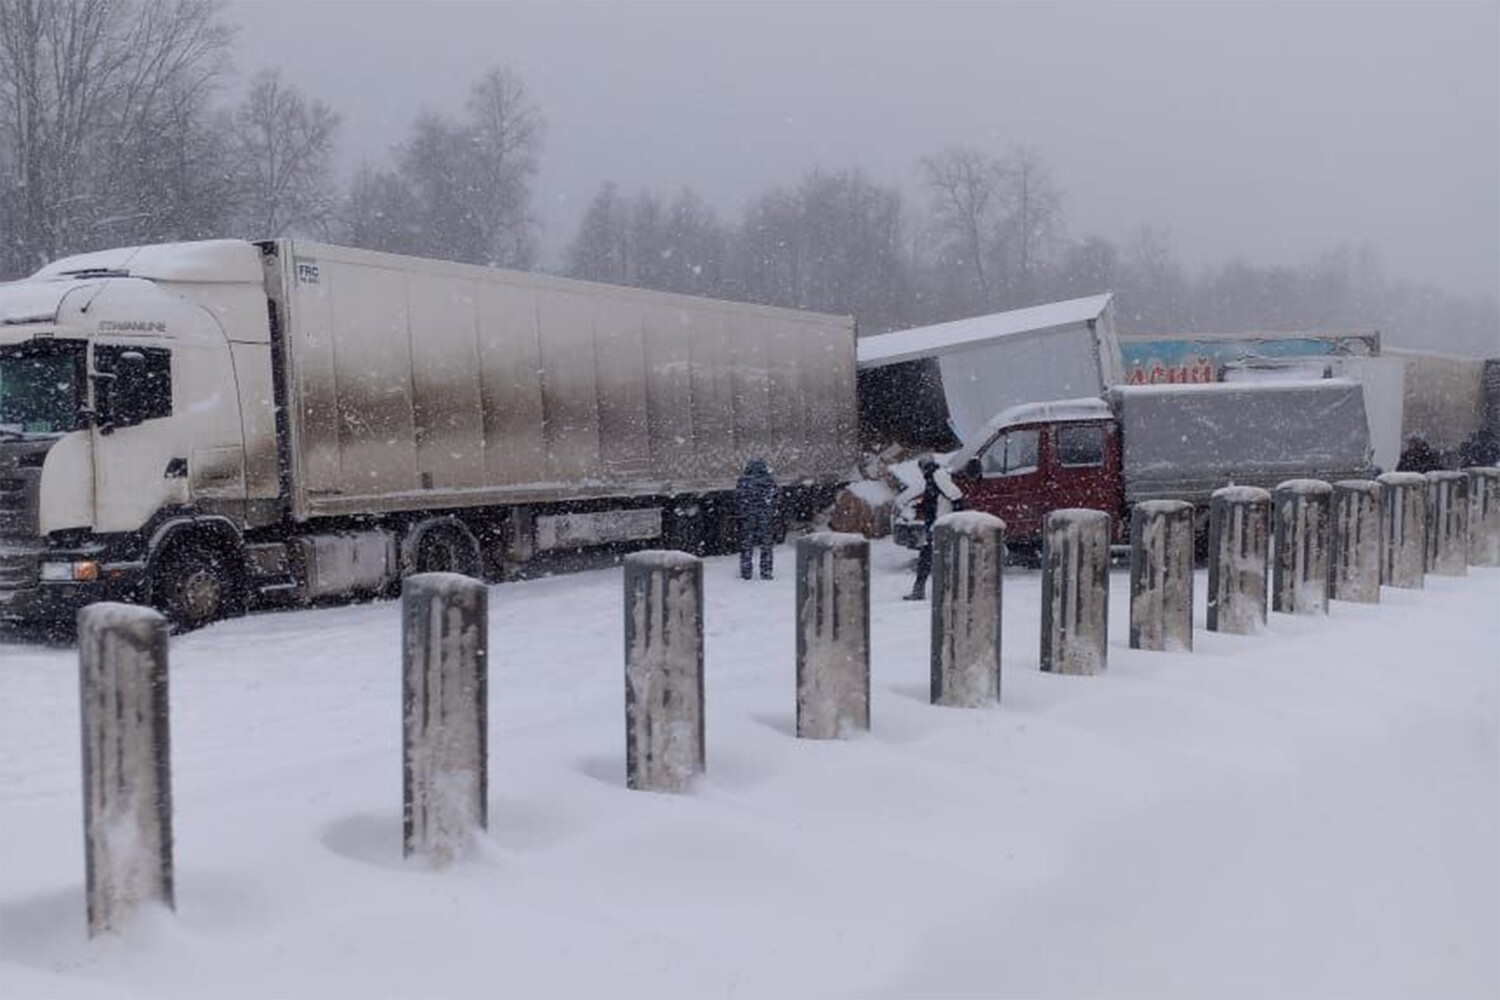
(0, 240, 857, 627)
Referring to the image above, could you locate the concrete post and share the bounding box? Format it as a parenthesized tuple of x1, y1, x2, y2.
(1425, 471, 1469, 576)
(402, 573, 488, 866)
(1042, 509, 1111, 674)
(1467, 467, 1500, 567)
(1378, 472, 1426, 589)
(1330, 480, 1382, 604)
(795, 533, 870, 739)
(1129, 500, 1194, 652)
(930, 512, 1005, 707)
(624, 551, 705, 792)
(78, 603, 173, 936)
(1207, 486, 1271, 634)
(1272, 479, 1332, 615)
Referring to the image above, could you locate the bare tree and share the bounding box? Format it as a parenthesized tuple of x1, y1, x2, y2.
(339, 163, 422, 255)
(920, 145, 1004, 310)
(1120, 224, 1187, 332)
(565, 181, 632, 283)
(0, 0, 234, 277)
(998, 144, 1064, 305)
(466, 66, 543, 268)
(231, 69, 340, 238)
(383, 66, 545, 268)
(565, 183, 727, 297)
(735, 168, 910, 332)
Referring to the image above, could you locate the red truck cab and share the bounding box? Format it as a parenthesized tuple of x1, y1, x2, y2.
(948, 398, 1124, 548)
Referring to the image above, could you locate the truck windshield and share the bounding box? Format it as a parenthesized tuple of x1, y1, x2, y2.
(0, 340, 86, 435)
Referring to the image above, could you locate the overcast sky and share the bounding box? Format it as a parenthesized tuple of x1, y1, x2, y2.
(229, 1, 1500, 301)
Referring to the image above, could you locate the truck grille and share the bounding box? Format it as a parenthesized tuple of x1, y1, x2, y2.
(0, 443, 45, 538)
(0, 544, 39, 590)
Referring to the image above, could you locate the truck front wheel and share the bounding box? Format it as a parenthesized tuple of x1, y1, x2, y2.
(153, 547, 239, 631)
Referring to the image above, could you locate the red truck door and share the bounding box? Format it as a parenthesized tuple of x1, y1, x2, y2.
(1046, 420, 1123, 536)
(953, 424, 1049, 542)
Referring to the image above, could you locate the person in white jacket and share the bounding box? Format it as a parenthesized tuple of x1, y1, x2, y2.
(904, 455, 964, 601)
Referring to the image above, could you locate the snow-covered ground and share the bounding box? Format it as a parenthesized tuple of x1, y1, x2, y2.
(2, 540, 1497, 999)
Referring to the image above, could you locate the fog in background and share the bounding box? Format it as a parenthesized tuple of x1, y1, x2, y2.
(231, 2, 1498, 300)
(3, 1, 1496, 354)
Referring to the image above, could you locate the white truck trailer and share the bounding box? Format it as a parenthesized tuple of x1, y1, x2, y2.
(0, 240, 857, 627)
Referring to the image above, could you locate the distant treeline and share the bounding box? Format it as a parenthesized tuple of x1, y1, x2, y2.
(2, 1, 1495, 357)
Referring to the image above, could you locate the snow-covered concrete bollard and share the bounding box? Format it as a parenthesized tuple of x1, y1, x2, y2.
(624, 551, 705, 792)
(1129, 500, 1194, 652)
(1272, 479, 1332, 615)
(1207, 486, 1271, 634)
(1378, 472, 1426, 589)
(402, 573, 488, 865)
(78, 603, 174, 936)
(1424, 471, 1468, 577)
(795, 533, 870, 739)
(1467, 467, 1500, 566)
(1330, 480, 1382, 604)
(1042, 509, 1111, 674)
(930, 512, 1005, 707)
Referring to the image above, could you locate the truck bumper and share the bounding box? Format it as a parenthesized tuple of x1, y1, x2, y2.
(0, 576, 144, 622)
(0, 555, 145, 623)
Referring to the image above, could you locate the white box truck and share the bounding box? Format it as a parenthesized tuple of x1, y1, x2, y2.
(0, 240, 857, 627)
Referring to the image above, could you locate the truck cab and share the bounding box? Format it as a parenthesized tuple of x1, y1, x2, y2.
(943, 398, 1123, 550)
(0, 242, 274, 626)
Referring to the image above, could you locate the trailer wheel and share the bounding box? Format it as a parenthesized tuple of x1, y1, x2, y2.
(415, 526, 482, 578)
(153, 546, 239, 631)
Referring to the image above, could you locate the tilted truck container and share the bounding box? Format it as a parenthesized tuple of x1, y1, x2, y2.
(0, 240, 857, 627)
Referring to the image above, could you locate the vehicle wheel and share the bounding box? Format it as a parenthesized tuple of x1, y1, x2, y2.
(665, 503, 706, 555)
(153, 547, 237, 631)
(415, 526, 482, 578)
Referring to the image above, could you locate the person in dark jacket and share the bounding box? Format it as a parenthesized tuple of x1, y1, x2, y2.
(736, 458, 780, 580)
(905, 454, 963, 601)
(1397, 435, 1444, 474)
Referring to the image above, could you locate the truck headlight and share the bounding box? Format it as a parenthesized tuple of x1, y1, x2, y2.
(40, 561, 99, 582)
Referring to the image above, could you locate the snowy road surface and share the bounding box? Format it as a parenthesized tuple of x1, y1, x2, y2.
(2, 540, 1497, 998)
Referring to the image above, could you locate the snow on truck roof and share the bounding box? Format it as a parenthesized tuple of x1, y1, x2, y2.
(29, 239, 266, 284)
(948, 397, 1113, 467)
(855, 293, 1113, 369)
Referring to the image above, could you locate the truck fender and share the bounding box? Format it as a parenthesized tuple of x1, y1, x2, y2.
(145, 514, 245, 567)
(401, 517, 482, 577)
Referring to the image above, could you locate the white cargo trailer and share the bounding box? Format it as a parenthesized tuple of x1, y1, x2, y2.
(0, 240, 857, 627)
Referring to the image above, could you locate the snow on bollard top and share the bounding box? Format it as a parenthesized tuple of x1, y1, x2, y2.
(78, 602, 166, 633)
(1048, 507, 1111, 525)
(625, 549, 702, 570)
(802, 531, 869, 551)
(1134, 499, 1193, 516)
(404, 572, 486, 594)
(1275, 479, 1333, 496)
(935, 511, 1005, 535)
(1334, 479, 1381, 496)
(1212, 485, 1271, 504)
(1376, 472, 1428, 487)
(1424, 470, 1467, 483)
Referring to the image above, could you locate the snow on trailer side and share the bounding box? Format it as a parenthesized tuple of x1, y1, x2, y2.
(266, 241, 859, 520)
(1110, 379, 1374, 506)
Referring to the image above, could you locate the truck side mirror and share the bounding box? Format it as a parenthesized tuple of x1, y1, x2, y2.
(964, 457, 982, 479)
(110, 351, 149, 431)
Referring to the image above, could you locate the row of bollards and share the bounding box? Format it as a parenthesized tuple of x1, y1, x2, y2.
(71, 467, 1500, 934)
